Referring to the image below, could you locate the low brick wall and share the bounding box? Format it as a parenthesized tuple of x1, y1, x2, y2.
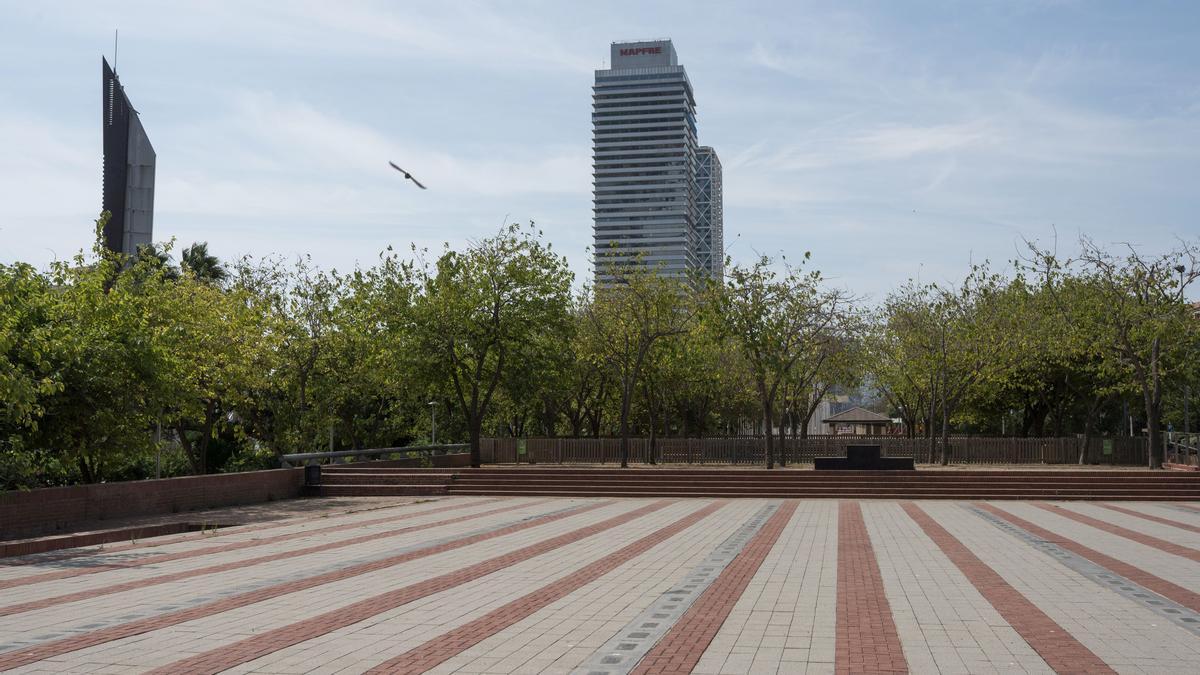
(0, 468, 304, 540)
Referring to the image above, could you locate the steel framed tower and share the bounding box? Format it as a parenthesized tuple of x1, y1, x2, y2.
(695, 146, 723, 282)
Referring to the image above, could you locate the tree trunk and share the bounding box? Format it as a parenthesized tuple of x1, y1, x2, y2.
(1143, 380, 1163, 469)
(76, 455, 95, 484)
(778, 409, 788, 468)
(760, 383, 775, 470)
(927, 389, 937, 464)
(619, 380, 633, 468)
(1146, 337, 1164, 469)
(1147, 410, 1162, 469)
(176, 425, 204, 475)
(940, 399, 951, 466)
(647, 424, 657, 465)
(468, 417, 482, 468)
(1078, 395, 1102, 465)
(642, 378, 659, 465)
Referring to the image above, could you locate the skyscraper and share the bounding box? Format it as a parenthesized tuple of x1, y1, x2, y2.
(696, 146, 723, 282)
(592, 39, 722, 285)
(102, 57, 155, 255)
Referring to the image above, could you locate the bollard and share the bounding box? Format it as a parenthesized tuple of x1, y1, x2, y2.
(304, 463, 321, 487)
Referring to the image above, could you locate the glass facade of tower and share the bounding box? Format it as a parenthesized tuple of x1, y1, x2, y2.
(593, 39, 721, 286)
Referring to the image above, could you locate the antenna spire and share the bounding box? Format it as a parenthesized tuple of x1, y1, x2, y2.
(113, 29, 118, 73)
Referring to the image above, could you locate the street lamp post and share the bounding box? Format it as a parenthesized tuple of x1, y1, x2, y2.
(1173, 264, 1190, 436)
(429, 401, 437, 444)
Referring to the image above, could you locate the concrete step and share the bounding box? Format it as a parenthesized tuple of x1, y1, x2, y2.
(445, 488, 1200, 501)
(447, 476, 1200, 485)
(318, 484, 449, 497)
(448, 483, 1200, 494)
(447, 468, 1187, 478)
(448, 482, 1200, 494)
(320, 473, 454, 485)
(313, 468, 1200, 500)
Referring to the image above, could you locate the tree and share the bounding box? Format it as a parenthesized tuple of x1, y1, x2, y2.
(324, 251, 423, 450)
(31, 220, 169, 482)
(181, 242, 228, 284)
(155, 277, 271, 474)
(716, 254, 850, 469)
(561, 301, 612, 438)
(1027, 237, 1200, 467)
(0, 263, 60, 433)
(790, 330, 864, 441)
(409, 223, 572, 467)
(584, 265, 695, 467)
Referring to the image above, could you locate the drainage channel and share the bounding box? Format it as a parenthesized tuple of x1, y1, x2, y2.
(573, 501, 781, 675)
(0, 502, 593, 655)
(967, 505, 1200, 638)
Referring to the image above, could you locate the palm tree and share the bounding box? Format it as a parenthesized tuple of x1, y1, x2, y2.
(133, 243, 180, 281)
(181, 242, 227, 283)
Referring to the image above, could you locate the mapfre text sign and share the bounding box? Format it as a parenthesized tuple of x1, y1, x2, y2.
(610, 40, 677, 68)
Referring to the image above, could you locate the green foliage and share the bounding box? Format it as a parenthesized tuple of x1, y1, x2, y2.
(2, 213, 1196, 487)
(583, 263, 697, 466)
(407, 223, 573, 466)
(0, 262, 61, 431)
(715, 255, 852, 467)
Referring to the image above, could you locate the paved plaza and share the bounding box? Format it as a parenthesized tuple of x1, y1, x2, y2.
(1, 497, 1199, 674)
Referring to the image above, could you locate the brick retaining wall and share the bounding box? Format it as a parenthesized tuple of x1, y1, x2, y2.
(0, 468, 304, 540)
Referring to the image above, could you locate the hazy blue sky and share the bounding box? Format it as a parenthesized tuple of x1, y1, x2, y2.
(2, 1, 1198, 299)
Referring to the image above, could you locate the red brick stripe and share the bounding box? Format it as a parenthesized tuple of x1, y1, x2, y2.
(0, 499, 615, 671)
(835, 501, 907, 675)
(0, 499, 548, 618)
(144, 499, 674, 675)
(626, 501, 799, 675)
(1094, 503, 1200, 535)
(977, 503, 1200, 611)
(368, 500, 733, 674)
(0, 498, 430, 565)
(901, 503, 1113, 674)
(1029, 503, 1200, 563)
(0, 497, 501, 591)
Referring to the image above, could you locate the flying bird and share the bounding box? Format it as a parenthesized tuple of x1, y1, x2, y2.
(389, 161, 427, 189)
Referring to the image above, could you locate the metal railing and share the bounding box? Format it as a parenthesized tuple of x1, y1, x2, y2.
(481, 436, 1150, 466)
(279, 444, 468, 468)
(1166, 433, 1199, 468)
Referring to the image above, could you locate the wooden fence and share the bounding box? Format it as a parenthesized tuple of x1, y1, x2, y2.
(481, 435, 1149, 466)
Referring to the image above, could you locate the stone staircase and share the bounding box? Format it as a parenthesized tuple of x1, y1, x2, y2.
(317, 467, 1200, 500)
(318, 467, 456, 497)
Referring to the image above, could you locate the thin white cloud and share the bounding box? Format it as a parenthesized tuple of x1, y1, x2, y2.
(852, 121, 1000, 160)
(2, 0, 1198, 303)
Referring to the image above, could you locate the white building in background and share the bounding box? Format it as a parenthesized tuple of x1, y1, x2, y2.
(592, 39, 722, 285)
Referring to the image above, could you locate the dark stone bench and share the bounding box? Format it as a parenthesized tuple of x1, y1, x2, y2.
(814, 444, 915, 471)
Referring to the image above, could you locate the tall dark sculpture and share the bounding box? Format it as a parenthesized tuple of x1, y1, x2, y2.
(101, 56, 155, 254)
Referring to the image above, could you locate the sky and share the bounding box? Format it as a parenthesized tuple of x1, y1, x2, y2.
(1, 1, 1198, 301)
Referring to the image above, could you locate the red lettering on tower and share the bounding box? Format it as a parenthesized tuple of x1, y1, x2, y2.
(619, 46, 663, 57)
